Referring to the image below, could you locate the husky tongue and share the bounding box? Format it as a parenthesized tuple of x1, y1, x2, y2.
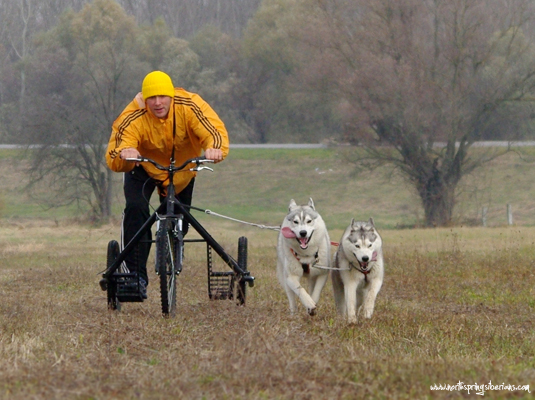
(299, 237, 308, 248)
(281, 227, 296, 239)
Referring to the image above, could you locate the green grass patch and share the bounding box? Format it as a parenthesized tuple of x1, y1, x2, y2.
(3, 147, 535, 230)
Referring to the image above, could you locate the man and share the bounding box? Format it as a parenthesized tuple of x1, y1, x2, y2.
(106, 70, 229, 298)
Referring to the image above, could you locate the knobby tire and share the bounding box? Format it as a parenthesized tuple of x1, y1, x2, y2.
(106, 240, 121, 311)
(236, 236, 248, 305)
(156, 219, 180, 316)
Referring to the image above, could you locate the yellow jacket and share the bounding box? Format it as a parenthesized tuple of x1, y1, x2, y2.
(106, 88, 229, 194)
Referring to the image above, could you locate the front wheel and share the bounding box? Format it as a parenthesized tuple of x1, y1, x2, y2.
(156, 219, 181, 316)
(236, 236, 248, 305)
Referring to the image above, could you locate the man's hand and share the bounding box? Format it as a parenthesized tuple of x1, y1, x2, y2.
(120, 148, 142, 166)
(204, 148, 223, 163)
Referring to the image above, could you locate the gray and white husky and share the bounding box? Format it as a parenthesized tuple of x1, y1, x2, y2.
(277, 198, 331, 316)
(332, 218, 384, 323)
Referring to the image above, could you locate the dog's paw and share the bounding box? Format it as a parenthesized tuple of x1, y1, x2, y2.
(347, 315, 357, 324)
(362, 308, 374, 319)
(307, 307, 317, 316)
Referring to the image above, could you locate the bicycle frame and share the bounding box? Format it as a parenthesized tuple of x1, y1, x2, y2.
(99, 158, 254, 292)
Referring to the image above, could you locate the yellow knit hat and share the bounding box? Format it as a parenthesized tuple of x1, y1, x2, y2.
(141, 71, 175, 100)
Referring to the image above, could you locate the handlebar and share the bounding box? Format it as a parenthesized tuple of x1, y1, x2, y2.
(124, 156, 214, 172)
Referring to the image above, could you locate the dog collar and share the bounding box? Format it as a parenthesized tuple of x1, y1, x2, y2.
(290, 248, 319, 274)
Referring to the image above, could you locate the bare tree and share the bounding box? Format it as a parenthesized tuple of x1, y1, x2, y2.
(26, 0, 146, 220)
(2, 0, 35, 133)
(117, 0, 261, 38)
(222, 0, 341, 144)
(0, 0, 88, 142)
(296, 0, 535, 226)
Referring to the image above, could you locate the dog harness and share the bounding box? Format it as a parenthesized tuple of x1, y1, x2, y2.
(290, 249, 319, 274)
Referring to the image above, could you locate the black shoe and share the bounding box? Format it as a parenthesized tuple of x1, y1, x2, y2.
(139, 277, 148, 299)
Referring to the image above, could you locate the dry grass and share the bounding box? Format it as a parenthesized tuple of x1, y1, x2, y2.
(0, 219, 534, 399)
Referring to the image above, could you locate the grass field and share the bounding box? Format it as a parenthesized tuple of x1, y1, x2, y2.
(0, 220, 534, 399)
(0, 147, 534, 398)
(2, 146, 535, 228)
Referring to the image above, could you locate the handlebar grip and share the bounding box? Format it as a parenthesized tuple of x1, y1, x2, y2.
(196, 158, 215, 164)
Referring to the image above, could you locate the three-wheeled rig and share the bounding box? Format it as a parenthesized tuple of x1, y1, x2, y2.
(99, 156, 254, 316)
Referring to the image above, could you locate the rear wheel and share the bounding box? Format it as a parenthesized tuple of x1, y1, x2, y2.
(106, 240, 121, 311)
(236, 236, 248, 305)
(156, 219, 181, 316)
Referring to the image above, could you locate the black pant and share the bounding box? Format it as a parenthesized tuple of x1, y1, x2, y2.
(122, 166, 195, 284)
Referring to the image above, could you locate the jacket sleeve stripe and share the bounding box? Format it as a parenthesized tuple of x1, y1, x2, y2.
(108, 149, 119, 159)
(114, 109, 147, 149)
(174, 96, 223, 149)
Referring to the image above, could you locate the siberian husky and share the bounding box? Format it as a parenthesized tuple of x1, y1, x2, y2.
(332, 218, 384, 323)
(276, 198, 331, 316)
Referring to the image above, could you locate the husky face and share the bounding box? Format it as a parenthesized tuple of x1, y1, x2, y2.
(345, 218, 379, 271)
(283, 198, 319, 250)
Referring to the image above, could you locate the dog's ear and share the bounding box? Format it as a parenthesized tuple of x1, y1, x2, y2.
(308, 198, 315, 210)
(350, 218, 357, 231)
(368, 217, 375, 227)
(289, 199, 297, 211)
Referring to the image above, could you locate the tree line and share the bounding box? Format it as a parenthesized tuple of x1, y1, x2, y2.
(1, 0, 534, 226)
